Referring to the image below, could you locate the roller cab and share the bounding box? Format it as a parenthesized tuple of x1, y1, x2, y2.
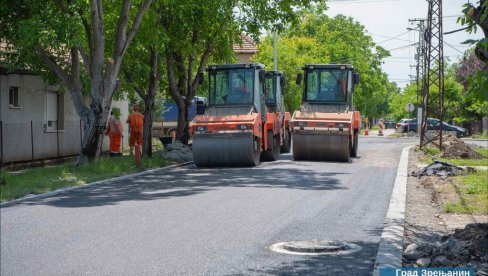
(190, 63, 268, 167)
(291, 64, 361, 162)
(262, 71, 291, 161)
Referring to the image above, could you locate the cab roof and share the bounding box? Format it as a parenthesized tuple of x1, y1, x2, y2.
(302, 64, 354, 70)
(207, 63, 265, 70)
(265, 71, 283, 76)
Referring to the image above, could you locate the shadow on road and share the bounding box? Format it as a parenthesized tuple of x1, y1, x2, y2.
(18, 161, 349, 208)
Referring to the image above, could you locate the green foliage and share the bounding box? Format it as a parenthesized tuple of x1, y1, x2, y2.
(388, 83, 417, 121)
(472, 130, 488, 139)
(253, 12, 392, 116)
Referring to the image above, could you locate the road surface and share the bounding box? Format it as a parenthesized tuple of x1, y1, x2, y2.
(1, 137, 416, 276)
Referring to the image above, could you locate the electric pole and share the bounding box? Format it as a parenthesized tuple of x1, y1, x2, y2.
(420, 0, 445, 149)
(408, 18, 426, 106)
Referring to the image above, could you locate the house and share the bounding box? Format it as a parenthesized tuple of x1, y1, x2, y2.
(0, 43, 129, 164)
(233, 34, 258, 63)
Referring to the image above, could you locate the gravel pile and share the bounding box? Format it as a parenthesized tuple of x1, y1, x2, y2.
(404, 223, 488, 274)
(161, 143, 193, 163)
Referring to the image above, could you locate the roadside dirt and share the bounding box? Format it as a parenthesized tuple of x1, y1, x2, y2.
(403, 147, 488, 270)
(433, 135, 485, 159)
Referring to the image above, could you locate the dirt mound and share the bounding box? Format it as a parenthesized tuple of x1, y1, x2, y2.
(451, 223, 488, 259)
(432, 135, 484, 159)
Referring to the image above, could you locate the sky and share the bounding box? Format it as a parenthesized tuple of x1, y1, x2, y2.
(325, 0, 484, 89)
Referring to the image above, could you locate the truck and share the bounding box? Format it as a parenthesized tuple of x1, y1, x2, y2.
(153, 97, 207, 145)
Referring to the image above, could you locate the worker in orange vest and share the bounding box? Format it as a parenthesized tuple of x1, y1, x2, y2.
(105, 108, 124, 156)
(126, 104, 144, 156)
(378, 119, 384, 136)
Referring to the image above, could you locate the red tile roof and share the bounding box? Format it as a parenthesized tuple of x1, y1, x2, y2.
(233, 34, 258, 54)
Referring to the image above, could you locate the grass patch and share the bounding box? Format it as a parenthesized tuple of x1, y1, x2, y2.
(0, 155, 169, 203)
(438, 148, 488, 166)
(472, 130, 488, 139)
(437, 158, 488, 167)
(442, 170, 488, 215)
(475, 147, 488, 158)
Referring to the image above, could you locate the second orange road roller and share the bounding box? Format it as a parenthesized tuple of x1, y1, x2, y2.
(291, 64, 361, 162)
(190, 63, 286, 167)
(263, 70, 292, 161)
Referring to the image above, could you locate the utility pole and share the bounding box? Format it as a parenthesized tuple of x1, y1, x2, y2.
(408, 18, 426, 106)
(273, 32, 278, 71)
(420, 0, 445, 149)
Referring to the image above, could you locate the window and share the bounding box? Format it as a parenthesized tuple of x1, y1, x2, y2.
(305, 69, 348, 102)
(9, 87, 20, 108)
(208, 68, 254, 106)
(265, 76, 276, 105)
(45, 91, 64, 131)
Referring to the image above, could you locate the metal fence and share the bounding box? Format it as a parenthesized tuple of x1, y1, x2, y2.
(0, 120, 84, 164)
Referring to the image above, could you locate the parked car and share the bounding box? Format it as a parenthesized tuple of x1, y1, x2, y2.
(384, 120, 396, 129)
(400, 118, 468, 138)
(396, 119, 411, 132)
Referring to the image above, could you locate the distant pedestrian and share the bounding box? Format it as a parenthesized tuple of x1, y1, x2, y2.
(105, 108, 124, 157)
(126, 104, 144, 155)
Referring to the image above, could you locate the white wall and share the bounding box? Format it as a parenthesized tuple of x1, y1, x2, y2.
(0, 73, 130, 163)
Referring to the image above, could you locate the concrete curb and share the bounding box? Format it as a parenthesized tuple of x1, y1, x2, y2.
(373, 146, 412, 275)
(0, 161, 193, 208)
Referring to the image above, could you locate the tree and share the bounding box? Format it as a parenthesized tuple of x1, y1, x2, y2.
(0, 0, 152, 164)
(254, 11, 392, 119)
(458, 0, 488, 99)
(122, 3, 165, 158)
(453, 50, 488, 122)
(459, 0, 488, 62)
(159, 0, 321, 144)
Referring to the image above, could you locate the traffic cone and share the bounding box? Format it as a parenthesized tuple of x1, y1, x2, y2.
(365, 128, 369, 136)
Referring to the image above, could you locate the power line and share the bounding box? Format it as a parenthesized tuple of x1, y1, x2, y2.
(367, 32, 412, 43)
(444, 41, 464, 54)
(377, 30, 412, 44)
(387, 43, 417, 51)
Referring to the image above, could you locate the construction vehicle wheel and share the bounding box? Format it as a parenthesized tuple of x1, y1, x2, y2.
(261, 134, 280, 161)
(293, 133, 350, 162)
(350, 131, 358, 157)
(252, 138, 261, 166)
(193, 132, 259, 167)
(280, 130, 291, 153)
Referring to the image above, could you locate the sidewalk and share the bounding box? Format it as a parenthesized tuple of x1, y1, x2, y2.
(360, 128, 396, 137)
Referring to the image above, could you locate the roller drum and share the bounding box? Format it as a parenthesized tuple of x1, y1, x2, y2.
(292, 133, 350, 162)
(193, 132, 260, 167)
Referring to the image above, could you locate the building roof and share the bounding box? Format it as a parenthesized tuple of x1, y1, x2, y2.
(233, 34, 258, 54)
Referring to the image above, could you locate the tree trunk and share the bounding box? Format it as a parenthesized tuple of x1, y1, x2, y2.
(175, 100, 189, 144)
(77, 109, 104, 165)
(142, 102, 154, 157)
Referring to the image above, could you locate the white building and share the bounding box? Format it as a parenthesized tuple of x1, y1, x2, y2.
(0, 66, 129, 164)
